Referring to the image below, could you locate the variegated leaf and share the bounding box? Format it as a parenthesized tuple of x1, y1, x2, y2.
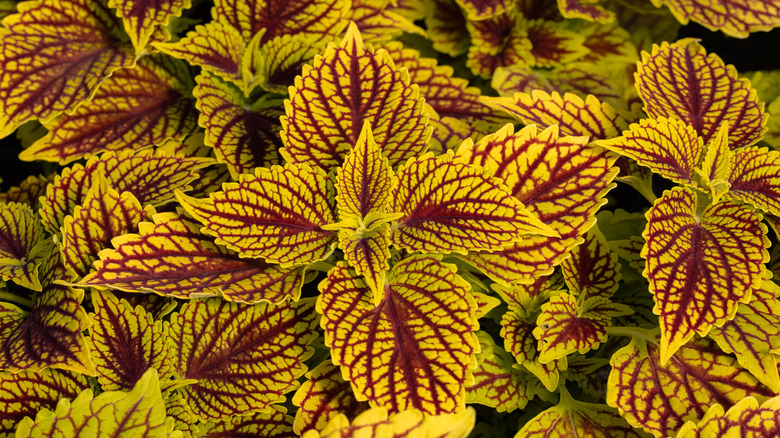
(248, 32, 331, 94)
(292, 360, 369, 435)
(643, 187, 769, 362)
(80, 213, 305, 303)
(635, 39, 767, 148)
(0, 202, 44, 290)
(301, 407, 476, 438)
(197, 406, 296, 437)
(652, 0, 780, 37)
(466, 331, 532, 413)
(0, 283, 94, 375)
(213, 0, 349, 43)
(109, 0, 189, 51)
(708, 281, 780, 392)
(61, 176, 149, 278)
(88, 291, 172, 391)
(391, 151, 553, 254)
(0, 0, 135, 138)
(170, 298, 318, 420)
(0, 369, 90, 437)
(351, 0, 425, 43)
(501, 310, 567, 392)
(281, 23, 429, 172)
(597, 117, 703, 187)
(517, 392, 648, 437)
(607, 333, 776, 437)
(459, 124, 618, 284)
(561, 226, 621, 299)
(482, 91, 626, 140)
(20, 54, 198, 164)
(318, 256, 479, 415)
(676, 396, 780, 437)
(194, 72, 284, 178)
(178, 164, 337, 266)
(15, 369, 180, 437)
(40, 150, 211, 235)
(422, 0, 469, 57)
(725, 146, 780, 216)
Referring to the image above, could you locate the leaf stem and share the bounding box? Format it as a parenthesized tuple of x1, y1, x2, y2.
(0, 291, 33, 308)
(606, 325, 657, 343)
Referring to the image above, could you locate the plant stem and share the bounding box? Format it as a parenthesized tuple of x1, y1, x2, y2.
(0, 291, 33, 308)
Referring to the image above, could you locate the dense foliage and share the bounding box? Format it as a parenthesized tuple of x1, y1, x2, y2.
(1, 0, 780, 436)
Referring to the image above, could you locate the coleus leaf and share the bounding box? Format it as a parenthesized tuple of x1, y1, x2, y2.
(292, 359, 369, 435)
(525, 19, 589, 68)
(491, 63, 630, 113)
(0, 202, 44, 290)
(88, 291, 173, 391)
(635, 39, 767, 148)
(336, 124, 394, 218)
(194, 72, 284, 178)
(466, 15, 534, 79)
(198, 406, 296, 437)
(80, 212, 305, 303)
(40, 149, 211, 235)
(15, 368, 180, 438)
(561, 226, 621, 299)
(19, 54, 198, 164)
(533, 293, 631, 363)
(517, 389, 648, 437)
(652, 0, 780, 37)
(576, 21, 638, 64)
(280, 23, 430, 172)
(154, 22, 247, 90)
(466, 331, 533, 413)
(392, 151, 554, 254)
(676, 396, 780, 437)
(301, 407, 476, 438)
(381, 41, 510, 126)
(0, 369, 90, 437)
(318, 256, 479, 415)
(607, 332, 777, 437)
(351, 0, 425, 43)
(0, 281, 94, 375)
(169, 297, 318, 420)
(61, 176, 151, 278)
(334, 218, 393, 297)
(501, 310, 567, 392)
(109, 0, 189, 51)
(213, 0, 349, 43)
(643, 187, 769, 362)
(248, 32, 331, 94)
(697, 123, 732, 203)
(481, 91, 627, 140)
(0, 0, 135, 138)
(458, 124, 618, 284)
(177, 163, 337, 266)
(455, 0, 513, 20)
(164, 392, 198, 437)
(0, 173, 52, 210)
(708, 281, 780, 392)
(422, 0, 470, 57)
(557, 0, 614, 22)
(725, 146, 780, 216)
(597, 117, 703, 187)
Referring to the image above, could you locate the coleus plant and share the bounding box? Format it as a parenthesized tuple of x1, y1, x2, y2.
(1, 0, 780, 436)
